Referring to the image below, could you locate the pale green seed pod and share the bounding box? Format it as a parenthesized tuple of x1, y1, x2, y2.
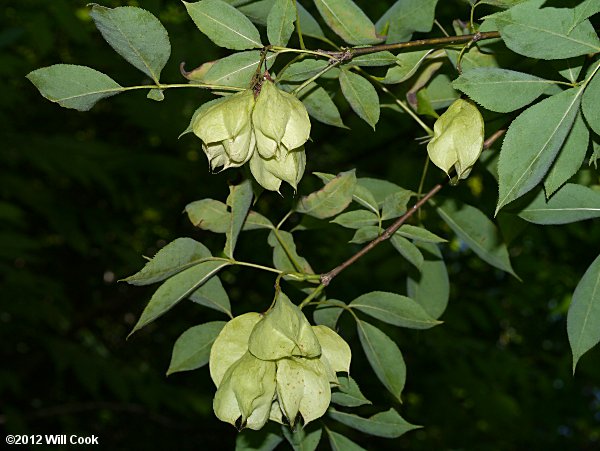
(252, 80, 311, 159)
(209, 312, 262, 386)
(248, 292, 321, 361)
(213, 352, 276, 430)
(249, 146, 306, 192)
(427, 98, 484, 180)
(193, 90, 256, 169)
(312, 325, 351, 375)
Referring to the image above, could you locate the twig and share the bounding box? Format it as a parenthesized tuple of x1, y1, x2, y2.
(320, 31, 500, 61)
(319, 128, 506, 287)
(320, 183, 443, 286)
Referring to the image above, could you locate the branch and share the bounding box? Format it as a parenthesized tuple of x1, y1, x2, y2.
(321, 31, 501, 62)
(320, 183, 443, 286)
(319, 129, 506, 287)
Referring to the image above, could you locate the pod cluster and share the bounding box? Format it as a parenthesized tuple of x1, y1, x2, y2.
(209, 293, 351, 430)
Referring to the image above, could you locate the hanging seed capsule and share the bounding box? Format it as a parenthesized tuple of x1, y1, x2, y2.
(427, 99, 484, 180)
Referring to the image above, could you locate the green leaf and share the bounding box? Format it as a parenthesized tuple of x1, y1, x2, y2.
(390, 235, 423, 269)
(407, 243, 449, 319)
(350, 291, 441, 329)
(417, 73, 459, 113)
(189, 275, 232, 317)
(357, 178, 404, 206)
(26, 64, 122, 111)
(339, 69, 380, 129)
(568, 254, 600, 373)
(493, 0, 600, 59)
(356, 320, 405, 402)
(124, 238, 210, 286)
(284, 82, 346, 128)
(349, 51, 397, 67)
(203, 51, 277, 88)
(554, 57, 584, 83)
(225, 179, 253, 258)
(313, 299, 346, 329)
(544, 113, 590, 196)
(582, 69, 600, 136)
(296, 170, 357, 219)
(89, 5, 170, 83)
(452, 68, 553, 113)
(437, 199, 517, 277)
(186, 199, 230, 233)
(518, 184, 600, 225)
(381, 188, 412, 220)
(167, 321, 226, 375)
(184, 0, 262, 50)
(382, 50, 431, 84)
(331, 210, 379, 229)
(496, 86, 583, 212)
(268, 230, 314, 274)
(328, 407, 420, 438)
(147, 89, 164, 101)
(326, 430, 366, 451)
(349, 226, 380, 244)
(297, 2, 326, 40)
(397, 224, 446, 243)
(129, 260, 230, 336)
(235, 425, 284, 451)
(244, 211, 275, 230)
(572, 0, 600, 29)
(313, 0, 381, 45)
(279, 60, 339, 83)
(331, 375, 371, 407)
(376, 0, 438, 44)
(313, 173, 379, 214)
(282, 426, 322, 451)
(267, 0, 296, 46)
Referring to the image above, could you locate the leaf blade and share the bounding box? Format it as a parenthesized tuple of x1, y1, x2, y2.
(184, 0, 262, 50)
(356, 320, 406, 402)
(496, 87, 583, 212)
(167, 321, 226, 375)
(568, 254, 600, 373)
(26, 64, 123, 111)
(339, 69, 380, 129)
(89, 4, 171, 83)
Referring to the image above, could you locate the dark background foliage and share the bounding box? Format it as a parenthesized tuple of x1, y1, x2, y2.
(1, 1, 599, 449)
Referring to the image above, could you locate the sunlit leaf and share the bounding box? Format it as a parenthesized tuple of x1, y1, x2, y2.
(496, 86, 583, 213)
(518, 184, 600, 225)
(493, 0, 600, 59)
(267, 0, 296, 47)
(184, 0, 262, 50)
(26, 64, 122, 111)
(189, 275, 232, 317)
(376, 0, 438, 44)
(89, 4, 170, 83)
(296, 170, 356, 219)
(129, 260, 230, 336)
(313, 0, 381, 45)
(544, 113, 589, 196)
(339, 69, 380, 129)
(124, 238, 210, 286)
(452, 68, 552, 113)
